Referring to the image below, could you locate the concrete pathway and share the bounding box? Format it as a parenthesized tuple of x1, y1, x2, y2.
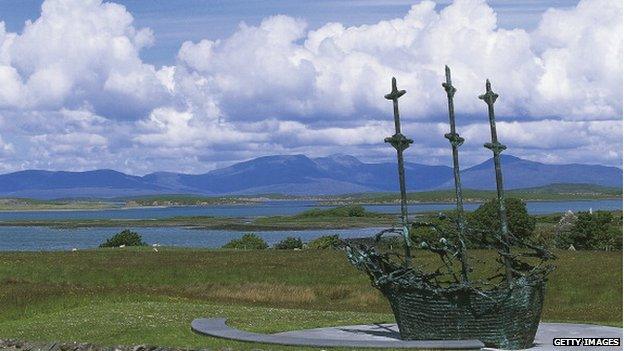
(192, 318, 622, 350)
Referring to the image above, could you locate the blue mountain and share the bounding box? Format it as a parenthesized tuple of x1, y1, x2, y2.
(0, 154, 619, 198)
(0, 169, 166, 198)
(440, 155, 622, 190)
(313, 154, 453, 191)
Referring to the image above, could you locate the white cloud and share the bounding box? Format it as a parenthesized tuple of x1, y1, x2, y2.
(0, 0, 168, 118)
(530, 0, 622, 119)
(0, 0, 620, 174)
(174, 0, 621, 123)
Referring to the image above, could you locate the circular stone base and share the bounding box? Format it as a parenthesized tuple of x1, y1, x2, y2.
(192, 318, 622, 350)
(277, 322, 622, 350)
(191, 318, 483, 349)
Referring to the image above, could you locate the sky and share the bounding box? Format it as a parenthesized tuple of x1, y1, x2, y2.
(0, 0, 621, 174)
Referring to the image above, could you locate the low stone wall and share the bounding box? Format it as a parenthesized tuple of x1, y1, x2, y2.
(0, 340, 248, 351)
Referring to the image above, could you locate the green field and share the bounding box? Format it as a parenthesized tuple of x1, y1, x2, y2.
(0, 248, 620, 350)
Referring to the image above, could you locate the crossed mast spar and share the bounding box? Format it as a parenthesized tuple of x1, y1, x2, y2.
(479, 79, 514, 286)
(384, 77, 413, 267)
(442, 66, 470, 284)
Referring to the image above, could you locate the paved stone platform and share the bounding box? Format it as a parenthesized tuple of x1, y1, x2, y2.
(277, 322, 622, 350)
(192, 318, 622, 350)
(191, 318, 484, 349)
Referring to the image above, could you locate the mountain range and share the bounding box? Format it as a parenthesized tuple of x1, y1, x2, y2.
(0, 154, 620, 198)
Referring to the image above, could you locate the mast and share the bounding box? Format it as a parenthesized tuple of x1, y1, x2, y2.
(479, 79, 513, 286)
(384, 77, 413, 267)
(442, 66, 470, 284)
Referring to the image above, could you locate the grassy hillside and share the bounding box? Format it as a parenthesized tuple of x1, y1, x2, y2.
(0, 248, 620, 350)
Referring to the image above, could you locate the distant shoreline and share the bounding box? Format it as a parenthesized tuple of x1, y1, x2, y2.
(0, 195, 620, 212)
(318, 196, 622, 206)
(0, 182, 620, 213)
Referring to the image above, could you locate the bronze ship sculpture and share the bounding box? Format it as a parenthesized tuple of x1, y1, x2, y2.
(343, 66, 555, 350)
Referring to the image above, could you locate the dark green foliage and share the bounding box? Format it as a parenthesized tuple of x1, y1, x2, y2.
(295, 205, 377, 218)
(376, 236, 406, 253)
(274, 236, 303, 250)
(467, 198, 536, 246)
(409, 199, 537, 249)
(222, 233, 268, 250)
(555, 211, 622, 251)
(409, 212, 460, 246)
(533, 225, 556, 247)
(307, 235, 341, 249)
(593, 226, 622, 251)
(99, 229, 147, 248)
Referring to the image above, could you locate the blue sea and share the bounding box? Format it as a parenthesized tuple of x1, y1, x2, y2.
(0, 199, 619, 251)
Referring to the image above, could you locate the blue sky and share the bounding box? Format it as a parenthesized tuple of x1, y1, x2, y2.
(0, 0, 620, 174)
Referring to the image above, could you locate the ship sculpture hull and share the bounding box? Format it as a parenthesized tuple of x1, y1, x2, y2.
(379, 279, 545, 349)
(343, 243, 550, 350)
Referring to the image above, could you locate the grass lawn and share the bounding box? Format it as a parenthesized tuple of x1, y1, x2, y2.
(0, 248, 621, 350)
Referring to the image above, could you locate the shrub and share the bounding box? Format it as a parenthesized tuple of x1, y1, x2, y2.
(467, 198, 536, 246)
(308, 235, 341, 249)
(295, 205, 375, 218)
(376, 236, 406, 252)
(593, 226, 622, 251)
(552, 211, 577, 248)
(410, 211, 459, 246)
(222, 233, 268, 250)
(274, 236, 303, 250)
(99, 229, 147, 248)
(555, 211, 622, 250)
(533, 225, 556, 247)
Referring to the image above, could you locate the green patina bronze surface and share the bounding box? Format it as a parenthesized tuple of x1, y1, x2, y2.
(383, 77, 413, 267)
(343, 69, 555, 350)
(479, 78, 514, 286)
(442, 65, 470, 284)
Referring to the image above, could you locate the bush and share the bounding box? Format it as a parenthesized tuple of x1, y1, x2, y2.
(533, 225, 556, 247)
(295, 205, 374, 218)
(410, 211, 460, 246)
(555, 211, 622, 250)
(274, 236, 303, 250)
(552, 211, 577, 248)
(99, 229, 147, 248)
(467, 198, 536, 246)
(222, 233, 268, 250)
(593, 226, 622, 251)
(308, 235, 341, 249)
